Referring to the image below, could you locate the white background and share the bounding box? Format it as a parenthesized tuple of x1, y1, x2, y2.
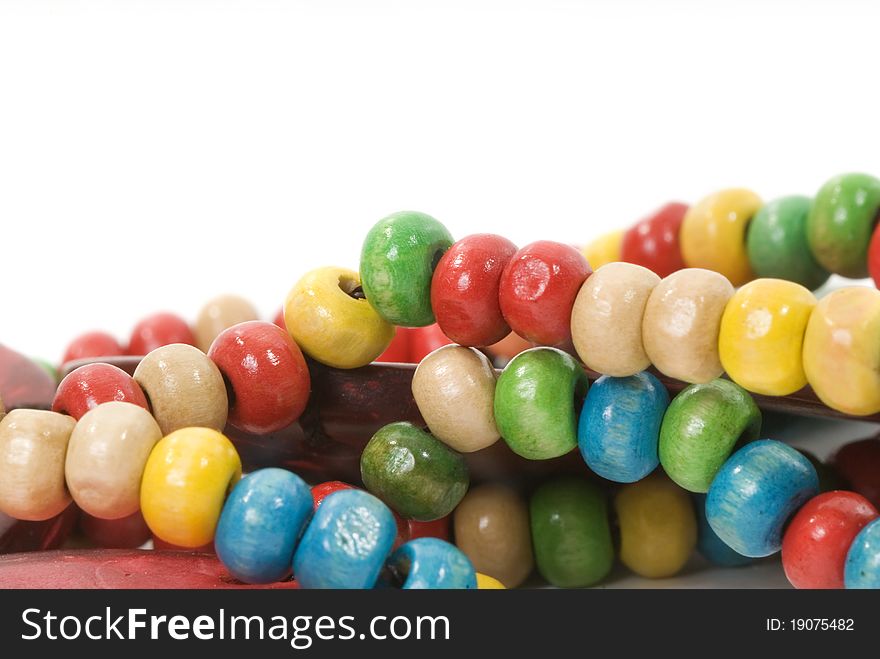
(1, 0, 879, 362)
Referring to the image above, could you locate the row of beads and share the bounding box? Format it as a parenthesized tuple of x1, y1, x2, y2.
(583, 172, 880, 289)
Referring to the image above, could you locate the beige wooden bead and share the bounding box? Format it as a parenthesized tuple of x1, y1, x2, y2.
(571, 262, 660, 376)
(642, 268, 734, 383)
(0, 394, 5, 423)
(411, 345, 499, 452)
(133, 344, 228, 435)
(453, 483, 534, 588)
(194, 294, 259, 352)
(66, 401, 163, 519)
(0, 409, 75, 521)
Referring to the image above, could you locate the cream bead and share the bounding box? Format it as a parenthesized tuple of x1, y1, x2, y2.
(642, 268, 734, 383)
(133, 344, 228, 435)
(412, 345, 499, 452)
(194, 294, 259, 352)
(65, 401, 163, 519)
(571, 262, 660, 376)
(0, 410, 75, 521)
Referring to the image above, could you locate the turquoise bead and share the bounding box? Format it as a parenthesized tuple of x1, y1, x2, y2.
(292, 489, 396, 589)
(844, 518, 880, 589)
(693, 494, 752, 568)
(746, 196, 829, 290)
(494, 347, 589, 460)
(577, 372, 668, 483)
(215, 468, 313, 584)
(360, 211, 454, 326)
(387, 537, 477, 589)
(706, 440, 819, 558)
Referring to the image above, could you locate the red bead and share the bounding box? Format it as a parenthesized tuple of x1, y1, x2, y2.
(408, 324, 453, 362)
(431, 234, 518, 346)
(781, 491, 878, 589)
(52, 363, 150, 420)
(207, 321, 310, 435)
(62, 331, 124, 365)
(80, 510, 152, 549)
(621, 202, 689, 278)
(869, 223, 880, 289)
(498, 241, 591, 346)
(128, 312, 196, 356)
(0, 344, 57, 411)
(272, 308, 286, 331)
(0, 504, 79, 554)
(407, 516, 451, 543)
(375, 328, 412, 363)
(311, 481, 356, 509)
(833, 437, 880, 509)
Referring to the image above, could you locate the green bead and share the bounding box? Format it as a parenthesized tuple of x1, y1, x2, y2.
(658, 379, 761, 493)
(494, 347, 588, 460)
(360, 421, 468, 521)
(746, 196, 830, 290)
(806, 173, 880, 278)
(530, 477, 613, 587)
(360, 211, 454, 327)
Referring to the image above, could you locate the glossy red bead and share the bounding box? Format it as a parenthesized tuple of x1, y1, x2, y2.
(272, 308, 286, 331)
(127, 312, 196, 356)
(375, 329, 413, 363)
(498, 241, 591, 346)
(311, 481, 356, 509)
(408, 324, 453, 363)
(62, 331, 124, 365)
(781, 491, 879, 589)
(620, 202, 689, 278)
(79, 510, 152, 549)
(207, 321, 310, 435)
(52, 363, 150, 420)
(869, 222, 880, 289)
(431, 234, 518, 346)
(406, 516, 451, 543)
(833, 437, 880, 509)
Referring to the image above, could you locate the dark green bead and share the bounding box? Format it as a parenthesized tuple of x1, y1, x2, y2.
(360, 421, 468, 521)
(360, 211, 453, 327)
(494, 347, 589, 460)
(658, 379, 761, 493)
(806, 173, 880, 278)
(530, 477, 613, 587)
(746, 196, 829, 290)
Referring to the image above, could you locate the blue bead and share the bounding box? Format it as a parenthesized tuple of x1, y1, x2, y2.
(706, 440, 818, 558)
(577, 372, 668, 483)
(293, 489, 396, 589)
(693, 494, 752, 567)
(845, 518, 880, 589)
(215, 468, 313, 584)
(388, 537, 477, 589)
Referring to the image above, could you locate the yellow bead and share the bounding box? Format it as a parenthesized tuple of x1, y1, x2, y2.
(718, 279, 816, 396)
(680, 189, 762, 286)
(285, 266, 394, 369)
(803, 287, 880, 416)
(581, 230, 623, 270)
(476, 573, 506, 589)
(140, 427, 241, 548)
(614, 473, 697, 579)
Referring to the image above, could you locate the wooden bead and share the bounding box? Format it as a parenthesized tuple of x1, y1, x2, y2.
(782, 491, 878, 589)
(133, 344, 228, 435)
(0, 394, 4, 424)
(0, 410, 75, 521)
(614, 474, 697, 578)
(62, 331, 125, 365)
(659, 379, 761, 493)
(693, 494, 752, 567)
(718, 278, 817, 396)
(494, 347, 589, 460)
(360, 422, 469, 521)
(803, 287, 880, 416)
(570, 262, 660, 376)
(476, 573, 506, 589)
(453, 483, 534, 588)
(746, 196, 829, 290)
(620, 202, 689, 278)
(412, 345, 499, 453)
(194, 294, 259, 352)
(807, 173, 880, 278)
(680, 188, 762, 286)
(79, 510, 152, 549)
(360, 211, 454, 327)
(833, 437, 880, 509)
(642, 268, 734, 383)
(285, 266, 394, 369)
(140, 427, 241, 548)
(530, 477, 613, 587)
(387, 537, 477, 589)
(845, 518, 880, 589)
(706, 440, 819, 557)
(52, 363, 149, 420)
(128, 312, 196, 355)
(65, 401, 162, 520)
(581, 230, 623, 270)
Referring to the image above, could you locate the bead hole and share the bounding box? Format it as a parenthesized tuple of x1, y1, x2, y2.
(430, 248, 445, 273)
(338, 276, 366, 300)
